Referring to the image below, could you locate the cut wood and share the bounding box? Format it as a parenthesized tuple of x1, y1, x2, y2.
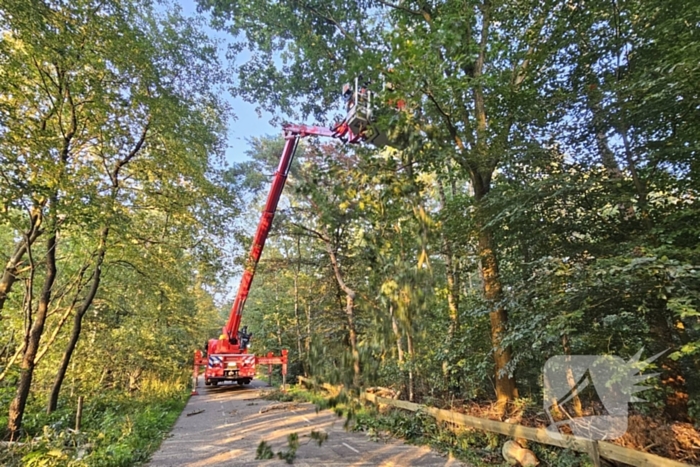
(259, 402, 299, 413)
(502, 440, 539, 466)
(362, 390, 692, 466)
(365, 387, 399, 399)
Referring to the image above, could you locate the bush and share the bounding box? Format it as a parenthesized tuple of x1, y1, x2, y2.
(0, 374, 189, 467)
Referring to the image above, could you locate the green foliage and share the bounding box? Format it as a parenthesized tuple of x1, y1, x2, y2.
(352, 405, 599, 467)
(276, 432, 299, 464)
(1, 0, 699, 462)
(0, 0, 238, 459)
(285, 385, 595, 467)
(255, 441, 274, 460)
(0, 375, 188, 467)
(214, 1, 700, 446)
(529, 444, 594, 467)
(309, 430, 328, 447)
(256, 434, 299, 464)
(350, 406, 503, 466)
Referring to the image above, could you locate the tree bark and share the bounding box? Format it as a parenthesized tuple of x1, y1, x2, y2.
(389, 304, 404, 364)
(585, 81, 623, 178)
(476, 210, 518, 413)
(47, 227, 108, 413)
(7, 231, 58, 440)
(325, 239, 360, 387)
(35, 304, 76, 365)
(305, 301, 311, 367)
(45, 117, 148, 412)
(0, 207, 43, 313)
(293, 236, 305, 376)
(562, 334, 583, 418)
(406, 323, 415, 402)
(468, 0, 516, 413)
(274, 277, 283, 351)
(32, 262, 91, 367)
(436, 177, 460, 337)
(648, 308, 689, 420)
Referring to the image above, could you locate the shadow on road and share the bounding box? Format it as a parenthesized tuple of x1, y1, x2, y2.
(150, 378, 465, 467)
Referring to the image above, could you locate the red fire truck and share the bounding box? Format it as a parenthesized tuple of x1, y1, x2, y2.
(192, 79, 386, 393)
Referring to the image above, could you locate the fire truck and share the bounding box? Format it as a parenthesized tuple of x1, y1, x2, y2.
(192, 79, 387, 393)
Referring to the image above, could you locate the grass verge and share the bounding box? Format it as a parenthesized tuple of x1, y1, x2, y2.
(0, 376, 188, 467)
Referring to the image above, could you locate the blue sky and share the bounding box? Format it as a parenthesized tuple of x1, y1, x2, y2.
(175, 0, 277, 166)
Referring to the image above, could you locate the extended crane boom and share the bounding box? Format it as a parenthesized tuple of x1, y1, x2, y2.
(223, 125, 341, 345)
(192, 80, 387, 393)
(223, 130, 297, 345)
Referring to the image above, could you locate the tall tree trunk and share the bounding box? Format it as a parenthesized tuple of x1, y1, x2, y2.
(34, 262, 90, 366)
(586, 83, 623, 178)
(293, 237, 305, 375)
(305, 301, 311, 368)
(476, 208, 518, 413)
(562, 334, 583, 418)
(274, 278, 283, 351)
(618, 117, 647, 206)
(47, 227, 108, 413)
(292, 271, 304, 372)
(469, 0, 516, 413)
(436, 177, 460, 337)
(389, 304, 404, 364)
(466, 151, 518, 412)
(44, 117, 148, 413)
(345, 293, 360, 387)
(35, 303, 76, 365)
(325, 240, 360, 387)
(405, 324, 415, 402)
(0, 208, 43, 313)
(7, 231, 57, 440)
(648, 309, 689, 420)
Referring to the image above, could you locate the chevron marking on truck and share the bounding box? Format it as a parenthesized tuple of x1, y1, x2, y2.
(208, 355, 223, 368)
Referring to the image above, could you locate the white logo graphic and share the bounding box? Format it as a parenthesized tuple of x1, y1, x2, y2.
(543, 349, 663, 440)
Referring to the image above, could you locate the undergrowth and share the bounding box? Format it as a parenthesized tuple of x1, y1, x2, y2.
(276, 383, 595, 467)
(0, 375, 189, 467)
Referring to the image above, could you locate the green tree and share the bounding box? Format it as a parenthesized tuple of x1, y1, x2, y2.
(0, 0, 235, 438)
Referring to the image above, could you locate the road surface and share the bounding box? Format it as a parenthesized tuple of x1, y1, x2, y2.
(147, 379, 466, 466)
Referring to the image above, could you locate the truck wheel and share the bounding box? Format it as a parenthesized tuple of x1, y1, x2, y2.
(243, 378, 252, 385)
(211, 380, 218, 387)
(205, 379, 211, 386)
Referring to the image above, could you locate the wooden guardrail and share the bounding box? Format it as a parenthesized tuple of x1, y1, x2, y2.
(297, 376, 691, 467)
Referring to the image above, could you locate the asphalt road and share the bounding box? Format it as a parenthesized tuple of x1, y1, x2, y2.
(147, 378, 466, 467)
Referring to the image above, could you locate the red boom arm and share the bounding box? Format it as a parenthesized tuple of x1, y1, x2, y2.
(192, 86, 390, 393)
(222, 124, 347, 342)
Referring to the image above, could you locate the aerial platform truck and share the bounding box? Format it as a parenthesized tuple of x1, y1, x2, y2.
(192, 79, 387, 394)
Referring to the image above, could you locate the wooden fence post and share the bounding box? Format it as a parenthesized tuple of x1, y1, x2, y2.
(297, 376, 690, 467)
(586, 440, 601, 467)
(75, 396, 83, 432)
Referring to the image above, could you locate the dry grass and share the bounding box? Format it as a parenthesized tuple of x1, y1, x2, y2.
(617, 414, 700, 464)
